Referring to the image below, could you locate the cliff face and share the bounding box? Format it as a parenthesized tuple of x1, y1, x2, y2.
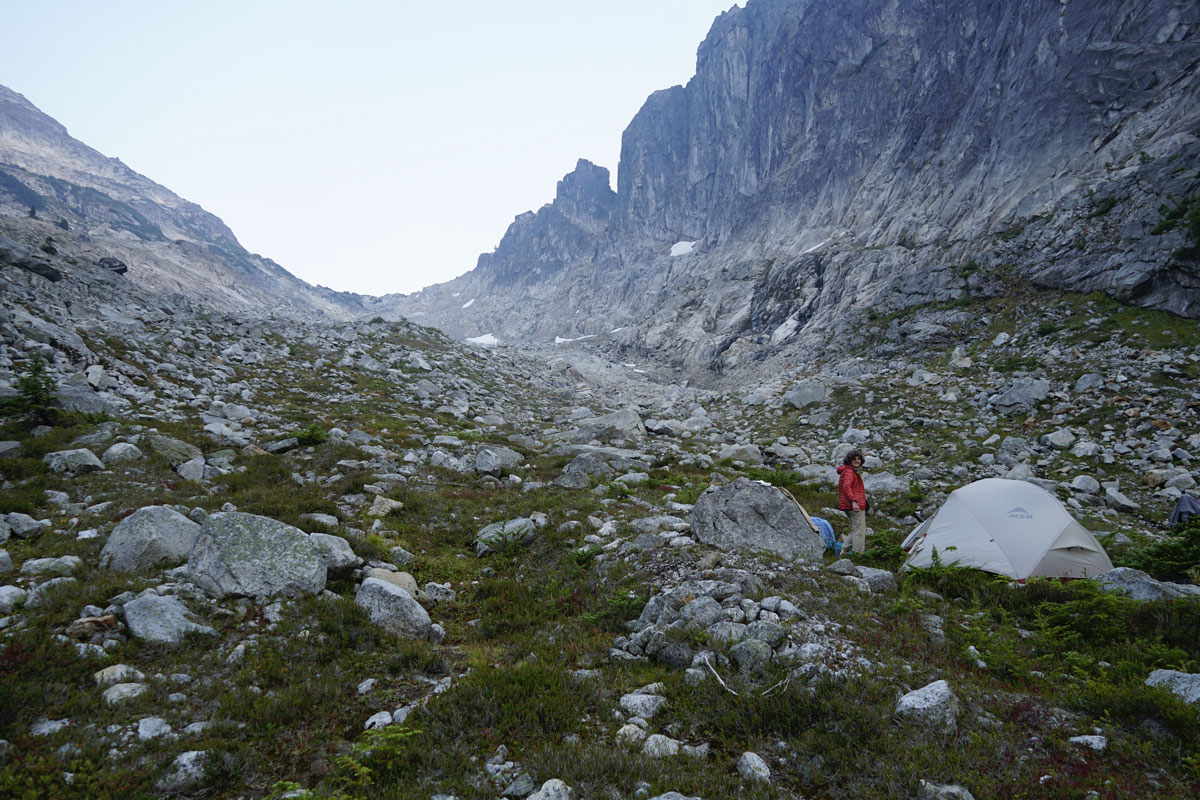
(377, 0, 1200, 369)
(0, 85, 355, 318)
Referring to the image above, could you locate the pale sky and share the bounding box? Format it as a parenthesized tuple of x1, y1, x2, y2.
(1, 1, 737, 296)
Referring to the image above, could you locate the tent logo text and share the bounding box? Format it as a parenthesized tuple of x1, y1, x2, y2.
(1006, 506, 1033, 520)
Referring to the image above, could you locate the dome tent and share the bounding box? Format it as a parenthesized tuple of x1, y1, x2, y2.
(901, 478, 1114, 580)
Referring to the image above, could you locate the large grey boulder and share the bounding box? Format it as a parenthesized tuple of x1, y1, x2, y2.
(5, 513, 46, 539)
(896, 680, 960, 732)
(862, 471, 910, 495)
(123, 594, 216, 644)
(782, 381, 829, 409)
(1145, 669, 1200, 705)
(355, 577, 432, 640)
(187, 512, 326, 599)
(43, 448, 104, 475)
(690, 477, 824, 561)
(568, 408, 645, 443)
(100, 506, 202, 571)
(475, 517, 536, 555)
(1094, 567, 1200, 601)
(475, 445, 523, 474)
(989, 378, 1051, 416)
(142, 434, 202, 467)
(563, 451, 615, 476)
(310, 532, 362, 577)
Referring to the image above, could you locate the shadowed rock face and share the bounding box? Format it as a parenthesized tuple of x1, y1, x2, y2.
(376, 0, 1200, 368)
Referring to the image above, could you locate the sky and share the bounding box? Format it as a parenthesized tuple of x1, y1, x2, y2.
(1, 1, 737, 296)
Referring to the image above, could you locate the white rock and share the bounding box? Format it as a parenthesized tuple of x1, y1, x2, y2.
(103, 682, 148, 705)
(642, 734, 681, 758)
(738, 751, 771, 781)
(896, 679, 960, 732)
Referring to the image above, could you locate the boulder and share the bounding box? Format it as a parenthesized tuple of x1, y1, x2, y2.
(562, 451, 615, 476)
(690, 478, 824, 561)
(717, 443, 763, 464)
(43, 448, 104, 475)
(475, 445, 523, 474)
(355, 577, 433, 640)
(862, 471, 911, 495)
(101, 443, 143, 464)
(310, 532, 362, 577)
(123, 594, 216, 644)
(1094, 567, 1200, 601)
(782, 381, 829, 409)
(738, 751, 771, 782)
(896, 680, 960, 732)
(100, 506, 202, 572)
(143, 434, 202, 467)
(568, 408, 645, 443)
(1145, 669, 1200, 705)
(475, 517, 536, 555)
(989, 378, 1050, 415)
(187, 512, 326, 599)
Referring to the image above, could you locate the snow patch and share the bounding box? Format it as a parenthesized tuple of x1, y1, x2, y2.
(802, 238, 831, 254)
(452, 292, 460, 297)
(461, 298, 475, 309)
(555, 334, 596, 344)
(465, 333, 499, 346)
(670, 240, 696, 257)
(610, 327, 626, 334)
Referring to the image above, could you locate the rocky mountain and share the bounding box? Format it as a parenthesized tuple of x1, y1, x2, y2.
(0, 85, 355, 318)
(374, 0, 1200, 373)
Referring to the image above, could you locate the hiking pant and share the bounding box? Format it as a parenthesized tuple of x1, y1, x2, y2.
(842, 509, 866, 553)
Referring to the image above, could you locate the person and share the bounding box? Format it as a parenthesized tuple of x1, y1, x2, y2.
(837, 450, 869, 554)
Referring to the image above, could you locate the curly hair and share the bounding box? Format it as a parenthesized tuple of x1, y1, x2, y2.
(843, 450, 864, 466)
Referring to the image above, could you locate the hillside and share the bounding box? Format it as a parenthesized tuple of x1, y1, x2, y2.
(1, 244, 1198, 798)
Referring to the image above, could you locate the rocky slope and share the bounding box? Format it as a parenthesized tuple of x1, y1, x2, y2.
(374, 0, 1200, 373)
(0, 85, 357, 318)
(1, 218, 1199, 797)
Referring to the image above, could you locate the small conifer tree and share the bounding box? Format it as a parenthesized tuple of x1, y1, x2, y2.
(16, 352, 57, 423)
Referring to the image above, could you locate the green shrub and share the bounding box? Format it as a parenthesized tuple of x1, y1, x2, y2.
(13, 352, 57, 423)
(1116, 519, 1200, 584)
(296, 422, 328, 446)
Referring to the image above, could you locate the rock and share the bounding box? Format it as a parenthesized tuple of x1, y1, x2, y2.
(43, 448, 104, 475)
(475, 517, 536, 555)
(528, 779, 573, 800)
(310, 532, 361, 576)
(19, 555, 82, 576)
(738, 751, 770, 781)
(1145, 669, 1200, 705)
(1068, 735, 1107, 751)
(24, 577, 76, 608)
(503, 773, 537, 798)
(0, 585, 27, 613)
(896, 680, 960, 732)
(717, 443, 763, 464)
(916, 781, 977, 800)
(5, 513, 47, 538)
(355, 577, 433, 640)
(368, 496, 404, 517)
(855, 566, 898, 592)
(1041, 429, 1077, 449)
(568, 408, 645, 443)
(782, 381, 829, 409)
(616, 723, 647, 745)
(143, 434, 202, 467)
(619, 693, 667, 718)
(642, 734, 681, 758)
(475, 445, 523, 474)
(1073, 373, 1106, 393)
(563, 452, 615, 476)
(0, 551, 10, 575)
(862, 471, 910, 495)
(123, 594, 216, 644)
(187, 512, 326, 599)
(156, 750, 230, 795)
(176, 455, 207, 482)
(690, 478, 823, 561)
(102, 683, 147, 705)
(101, 442, 143, 464)
(990, 378, 1050, 415)
(1069, 475, 1101, 494)
(1095, 568, 1200, 601)
(94, 664, 145, 687)
(1104, 487, 1139, 512)
(100, 506, 202, 571)
(729, 639, 773, 674)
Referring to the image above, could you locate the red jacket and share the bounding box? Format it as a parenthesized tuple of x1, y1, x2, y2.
(837, 464, 866, 510)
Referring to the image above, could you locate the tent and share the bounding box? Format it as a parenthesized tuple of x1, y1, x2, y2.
(901, 478, 1114, 580)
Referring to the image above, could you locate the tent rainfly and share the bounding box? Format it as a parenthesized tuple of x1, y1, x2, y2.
(901, 478, 1114, 580)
